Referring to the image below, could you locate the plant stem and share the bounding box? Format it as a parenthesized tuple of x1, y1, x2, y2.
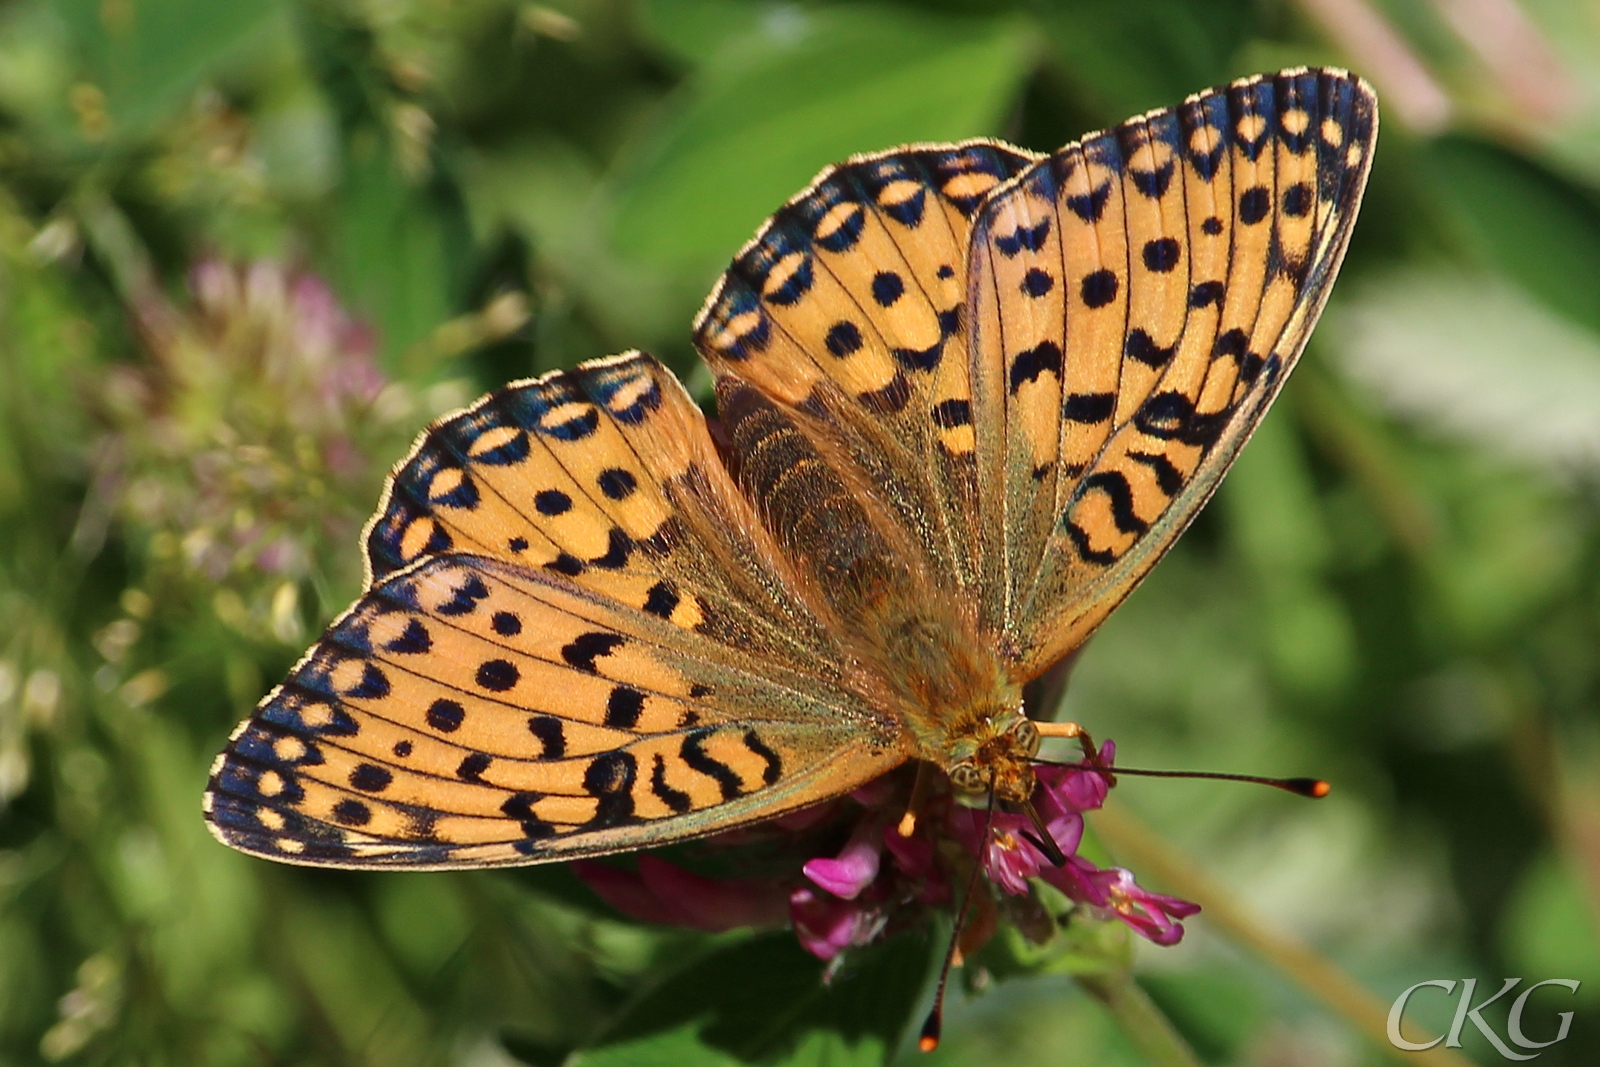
(1077, 971, 1203, 1067)
(1093, 800, 1478, 1067)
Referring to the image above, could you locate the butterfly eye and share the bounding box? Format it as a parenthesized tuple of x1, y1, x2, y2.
(1010, 719, 1040, 756)
(948, 761, 984, 794)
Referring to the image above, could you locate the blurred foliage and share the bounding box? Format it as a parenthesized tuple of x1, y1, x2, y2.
(2, 0, 1600, 1064)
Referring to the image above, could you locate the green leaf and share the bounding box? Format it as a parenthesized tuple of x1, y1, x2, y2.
(1331, 267, 1600, 472)
(1502, 852, 1600, 1001)
(328, 139, 457, 369)
(1429, 136, 1600, 337)
(1033, 0, 1255, 118)
(638, 0, 772, 67)
(59, 0, 284, 138)
(570, 931, 935, 1067)
(608, 4, 1036, 272)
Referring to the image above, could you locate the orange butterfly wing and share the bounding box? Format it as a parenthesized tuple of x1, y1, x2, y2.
(205, 355, 909, 868)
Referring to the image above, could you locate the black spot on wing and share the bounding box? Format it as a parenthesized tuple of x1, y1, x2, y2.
(1021, 268, 1055, 297)
(871, 271, 905, 307)
(1189, 281, 1225, 308)
(931, 399, 971, 428)
(1063, 393, 1115, 423)
(562, 632, 625, 673)
(1142, 238, 1180, 273)
(583, 751, 638, 827)
(1080, 270, 1119, 308)
(1125, 329, 1175, 368)
(824, 321, 862, 358)
(1128, 450, 1185, 496)
(436, 574, 490, 616)
(476, 659, 519, 692)
(682, 729, 742, 800)
(534, 489, 571, 516)
(994, 217, 1051, 257)
(1079, 471, 1148, 536)
(384, 618, 432, 654)
(1282, 182, 1312, 217)
(1212, 328, 1249, 362)
(427, 697, 465, 732)
(891, 339, 945, 372)
(1065, 178, 1112, 222)
(528, 715, 565, 759)
(332, 799, 371, 826)
(458, 752, 491, 783)
(1009, 341, 1063, 393)
(743, 731, 782, 787)
(597, 468, 638, 500)
(589, 528, 634, 569)
(605, 686, 644, 729)
(642, 581, 680, 619)
(1130, 160, 1175, 199)
(546, 552, 585, 577)
(1239, 185, 1271, 225)
(346, 663, 391, 700)
(349, 763, 392, 792)
(651, 754, 692, 814)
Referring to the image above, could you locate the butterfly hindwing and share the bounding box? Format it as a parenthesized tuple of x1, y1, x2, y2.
(205, 555, 908, 869)
(969, 68, 1377, 674)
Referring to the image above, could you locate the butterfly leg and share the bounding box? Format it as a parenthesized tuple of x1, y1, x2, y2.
(1035, 721, 1117, 785)
(1035, 719, 1093, 758)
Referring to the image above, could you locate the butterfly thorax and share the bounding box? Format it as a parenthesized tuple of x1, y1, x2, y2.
(863, 598, 1038, 804)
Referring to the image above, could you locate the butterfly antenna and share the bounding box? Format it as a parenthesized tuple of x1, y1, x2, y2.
(1033, 759, 1329, 798)
(919, 776, 998, 1053)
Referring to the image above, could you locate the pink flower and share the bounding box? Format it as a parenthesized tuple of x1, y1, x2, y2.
(573, 855, 790, 932)
(789, 887, 885, 960)
(1088, 866, 1201, 946)
(573, 736, 1200, 963)
(802, 820, 882, 899)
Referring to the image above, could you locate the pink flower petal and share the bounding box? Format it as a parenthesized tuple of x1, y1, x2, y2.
(573, 857, 789, 932)
(803, 822, 882, 900)
(789, 887, 883, 961)
(636, 855, 790, 931)
(572, 860, 689, 927)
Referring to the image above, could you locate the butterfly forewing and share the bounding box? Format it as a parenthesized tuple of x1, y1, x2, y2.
(205, 555, 907, 869)
(970, 68, 1377, 674)
(208, 353, 915, 868)
(363, 353, 839, 671)
(693, 143, 1040, 602)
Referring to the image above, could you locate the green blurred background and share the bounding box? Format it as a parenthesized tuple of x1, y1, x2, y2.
(3, 0, 1600, 1064)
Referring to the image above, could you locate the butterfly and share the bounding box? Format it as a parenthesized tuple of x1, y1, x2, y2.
(204, 68, 1377, 871)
